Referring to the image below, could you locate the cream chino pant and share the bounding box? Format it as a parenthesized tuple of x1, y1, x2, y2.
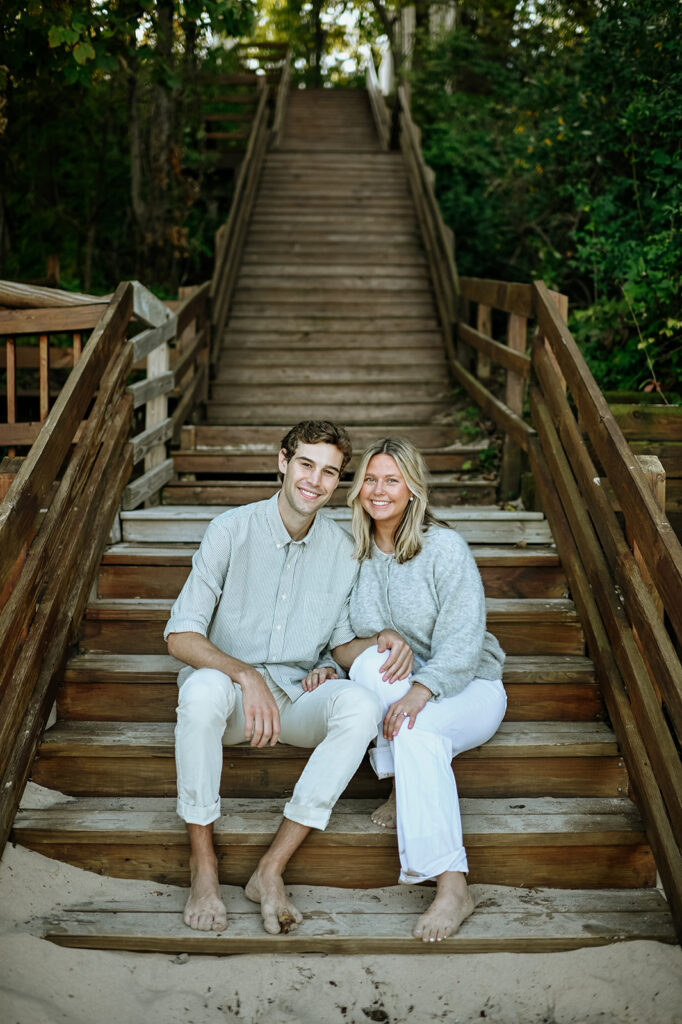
(350, 645, 507, 883)
(175, 667, 382, 829)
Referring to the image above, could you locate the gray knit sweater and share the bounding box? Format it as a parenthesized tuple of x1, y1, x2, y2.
(349, 525, 505, 700)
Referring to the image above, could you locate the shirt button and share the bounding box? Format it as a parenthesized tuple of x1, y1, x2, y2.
(276, 625, 281, 630)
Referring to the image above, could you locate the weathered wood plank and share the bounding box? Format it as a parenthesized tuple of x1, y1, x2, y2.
(0, 283, 132, 589)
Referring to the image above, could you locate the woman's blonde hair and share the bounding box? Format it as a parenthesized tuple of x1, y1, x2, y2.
(348, 437, 443, 563)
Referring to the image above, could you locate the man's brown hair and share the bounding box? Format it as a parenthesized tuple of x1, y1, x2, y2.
(280, 420, 353, 474)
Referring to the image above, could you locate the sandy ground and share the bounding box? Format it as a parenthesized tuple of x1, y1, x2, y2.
(1, 787, 681, 1024)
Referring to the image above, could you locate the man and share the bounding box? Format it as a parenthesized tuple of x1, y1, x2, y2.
(165, 420, 411, 935)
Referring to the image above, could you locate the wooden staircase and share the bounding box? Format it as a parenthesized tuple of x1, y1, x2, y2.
(167, 88, 496, 508)
(11, 89, 676, 953)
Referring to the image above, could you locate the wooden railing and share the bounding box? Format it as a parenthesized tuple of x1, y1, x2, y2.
(365, 57, 390, 151)
(210, 78, 272, 356)
(271, 46, 291, 149)
(0, 277, 215, 850)
(456, 276, 682, 939)
(364, 56, 682, 935)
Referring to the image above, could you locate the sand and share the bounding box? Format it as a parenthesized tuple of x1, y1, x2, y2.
(1, 786, 681, 1024)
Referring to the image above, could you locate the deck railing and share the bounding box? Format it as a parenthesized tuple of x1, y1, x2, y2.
(0, 278, 214, 850)
(210, 77, 271, 355)
(364, 57, 682, 937)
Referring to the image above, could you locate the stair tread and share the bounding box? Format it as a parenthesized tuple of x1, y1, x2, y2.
(38, 719, 618, 755)
(83, 596, 579, 619)
(14, 796, 644, 843)
(38, 883, 676, 954)
(64, 652, 592, 683)
(100, 543, 561, 565)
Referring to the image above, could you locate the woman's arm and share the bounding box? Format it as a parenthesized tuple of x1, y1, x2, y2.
(332, 628, 413, 682)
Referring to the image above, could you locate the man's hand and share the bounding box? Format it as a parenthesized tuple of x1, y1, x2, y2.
(383, 682, 432, 739)
(237, 667, 281, 747)
(301, 665, 339, 692)
(377, 628, 414, 683)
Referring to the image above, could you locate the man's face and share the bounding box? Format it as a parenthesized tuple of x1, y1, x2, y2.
(278, 442, 345, 519)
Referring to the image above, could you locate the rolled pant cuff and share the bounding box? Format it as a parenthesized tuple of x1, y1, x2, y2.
(283, 800, 331, 831)
(176, 796, 221, 826)
(369, 744, 395, 780)
(399, 852, 469, 884)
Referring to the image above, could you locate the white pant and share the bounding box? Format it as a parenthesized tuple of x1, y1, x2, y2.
(350, 646, 507, 883)
(175, 667, 382, 829)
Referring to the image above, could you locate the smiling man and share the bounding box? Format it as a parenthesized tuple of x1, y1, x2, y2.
(165, 421, 410, 937)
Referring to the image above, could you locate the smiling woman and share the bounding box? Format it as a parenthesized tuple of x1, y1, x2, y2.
(345, 437, 507, 944)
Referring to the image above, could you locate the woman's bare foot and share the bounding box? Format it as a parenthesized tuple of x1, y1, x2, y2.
(245, 866, 303, 935)
(371, 785, 397, 829)
(183, 858, 228, 932)
(413, 871, 474, 943)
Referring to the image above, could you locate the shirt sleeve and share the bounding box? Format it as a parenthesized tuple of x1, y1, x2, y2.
(326, 557, 359, 650)
(163, 518, 232, 641)
(412, 535, 487, 700)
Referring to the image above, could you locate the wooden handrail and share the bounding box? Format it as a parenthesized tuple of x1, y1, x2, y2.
(210, 81, 270, 355)
(365, 53, 390, 151)
(533, 280, 682, 645)
(271, 47, 291, 149)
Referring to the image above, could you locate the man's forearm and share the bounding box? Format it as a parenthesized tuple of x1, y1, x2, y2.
(167, 631, 255, 686)
(332, 634, 379, 670)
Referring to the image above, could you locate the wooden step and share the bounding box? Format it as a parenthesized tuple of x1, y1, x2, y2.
(13, 796, 651, 889)
(37, 884, 675, 954)
(95, 544, 567, 602)
(212, 364, 447, 385)
(216, 347, 447, 365)
(118, 506, 555, 545)
(179, 423, 460, 448)
(59, 653, 598, 723)
(161, 478, 498, 508)
(241, 246, 428, 264)
(223, 316, 441, 333)
(78, 595, 582, 656)
(170, 445, 476, 475)
(219, 330, 443, 348)
(204, 401, 452, 426)
(31, 722, 619, 800)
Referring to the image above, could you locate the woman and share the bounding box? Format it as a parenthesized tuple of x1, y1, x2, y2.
(346, 437, 506, 943)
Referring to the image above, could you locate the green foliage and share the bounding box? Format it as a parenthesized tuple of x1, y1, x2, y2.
(0, 1, 255, 293)
(410, 0, 682, 393)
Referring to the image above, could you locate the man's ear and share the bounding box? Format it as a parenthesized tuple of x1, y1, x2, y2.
(278, 448, 289, 475)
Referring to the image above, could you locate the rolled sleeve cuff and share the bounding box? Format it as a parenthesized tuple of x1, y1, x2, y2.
(328, 624, 356, 650)
(164, 618, 208, 641)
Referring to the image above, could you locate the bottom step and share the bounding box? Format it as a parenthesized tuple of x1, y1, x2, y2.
(41, 884, 675, 955)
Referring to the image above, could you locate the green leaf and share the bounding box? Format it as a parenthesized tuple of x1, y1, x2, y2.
(72, 41, 95, 66)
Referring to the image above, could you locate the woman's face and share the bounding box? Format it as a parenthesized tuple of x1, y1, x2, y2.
(359, 454, 412, 532)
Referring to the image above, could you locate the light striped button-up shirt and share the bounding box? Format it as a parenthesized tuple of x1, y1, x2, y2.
(164, 493, 358, 700)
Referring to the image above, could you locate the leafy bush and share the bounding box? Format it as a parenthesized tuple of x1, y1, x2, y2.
(410, 0, 682, 393)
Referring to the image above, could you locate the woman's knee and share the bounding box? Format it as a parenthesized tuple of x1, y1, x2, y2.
(349, 644, 385, 687)
(177, 667, 236, 724)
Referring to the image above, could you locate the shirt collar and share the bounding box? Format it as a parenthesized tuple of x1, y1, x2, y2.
(265, 491, 319, 548)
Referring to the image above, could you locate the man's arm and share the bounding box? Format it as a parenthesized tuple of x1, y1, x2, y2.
(332, 628, 413, 682)
(168, 631, 281, 748)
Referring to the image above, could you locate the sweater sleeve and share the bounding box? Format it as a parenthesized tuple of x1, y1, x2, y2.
(411, 534, 488, 700)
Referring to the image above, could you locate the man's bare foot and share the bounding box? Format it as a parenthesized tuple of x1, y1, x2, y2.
(245, 866, 303, 935)
(413, 871, 474, 943)
(371, 785, 397, 829)
(183, 859, 228, 932)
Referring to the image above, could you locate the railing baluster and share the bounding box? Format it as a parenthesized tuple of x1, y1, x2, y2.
(499, 312, 528, 497)
(39, 333, 49, 420)
(6, 338, 16, 458)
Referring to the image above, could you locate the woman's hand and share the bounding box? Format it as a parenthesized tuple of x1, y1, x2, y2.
(377, 628, 413, 683)
(383, 682, 432, 739)
(301, 665, 339, 692)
